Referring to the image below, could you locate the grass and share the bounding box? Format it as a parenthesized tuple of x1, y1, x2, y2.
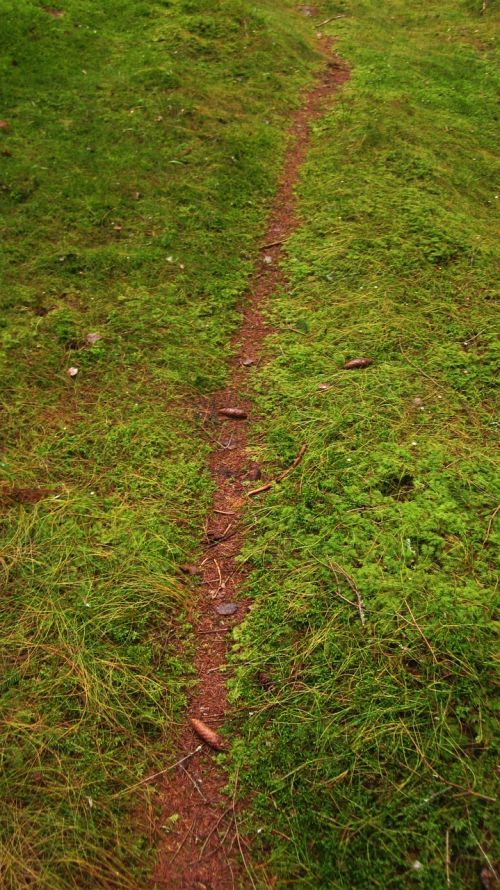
(0, 2, 320, 887)
(229, 1, 499, 887)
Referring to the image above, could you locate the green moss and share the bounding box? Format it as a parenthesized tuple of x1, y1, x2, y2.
(0, 1, 319, 887)
(229, 1, 498, 887)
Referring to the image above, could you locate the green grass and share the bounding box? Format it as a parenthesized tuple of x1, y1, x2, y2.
(0, 2, 320, 887)
(229, 1, 499, 887)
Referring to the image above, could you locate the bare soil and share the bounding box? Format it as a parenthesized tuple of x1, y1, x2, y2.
(152, 41, 349, 890)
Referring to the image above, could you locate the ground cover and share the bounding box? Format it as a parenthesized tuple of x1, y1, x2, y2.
(0, 2, 319, 887)
(230, 1, 499, 887)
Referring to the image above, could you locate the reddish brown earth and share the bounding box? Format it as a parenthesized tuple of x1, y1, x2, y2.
(152, 39, 349, 890)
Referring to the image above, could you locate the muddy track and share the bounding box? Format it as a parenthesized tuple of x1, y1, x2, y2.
(152, 39, 349, 890)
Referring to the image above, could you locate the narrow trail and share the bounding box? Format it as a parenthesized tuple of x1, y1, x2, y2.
(152, 38, 349, 890)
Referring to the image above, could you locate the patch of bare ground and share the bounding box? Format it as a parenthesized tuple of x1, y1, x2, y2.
(151, 39, 349, 890)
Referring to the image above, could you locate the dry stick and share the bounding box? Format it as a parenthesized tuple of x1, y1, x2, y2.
(114, 745, 202, 797)
(248, 444, 307, 497)
(319, 14, 347, 25)
(180, 763, 207, 803)
(231, 767, 257, 890)
(261, 238, 286, 249)
(198, 806, 233, 859)
(328, 558, 366, 625)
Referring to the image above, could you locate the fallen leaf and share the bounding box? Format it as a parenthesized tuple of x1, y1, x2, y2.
(189, 718, 226, 751)
(343, 358, 373, 370)
(216, 602, 238, 616)
(218, 407, 247, 420)
(67, 366, 78, 377)
(85, 332, 102, 345)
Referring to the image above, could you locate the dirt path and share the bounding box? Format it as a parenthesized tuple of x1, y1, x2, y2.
(152, 39, 348, 890)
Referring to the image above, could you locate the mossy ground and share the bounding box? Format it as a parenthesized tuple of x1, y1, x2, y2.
(0, 2, 318, 887)
(229, 1, 499, 888)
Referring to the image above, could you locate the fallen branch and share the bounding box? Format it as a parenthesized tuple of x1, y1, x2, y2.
(248, 445, 307, 497)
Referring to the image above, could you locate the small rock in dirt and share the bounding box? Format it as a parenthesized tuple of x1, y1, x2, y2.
(179, 563, 201, 576)
(241, 357, 254, 367)
(263, 254, 273, 264)
(481, 867, 496, 890)
(67, 366, 78, 377)
(216, 602, 238, 616)
(246, 464, 261, 481)
(257, 671, 273, 690)
(318, 383, 332, 391)
(218, 407, 247, 420)
(217, 467, 238, 479)
(343, 357, 373, 370)
(85, 332, 102, 345)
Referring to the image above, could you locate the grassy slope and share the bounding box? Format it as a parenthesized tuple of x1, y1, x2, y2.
(231, 1, 499, 887)
(0, 2, 319, 887)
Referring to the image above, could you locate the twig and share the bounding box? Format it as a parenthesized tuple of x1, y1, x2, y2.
(198, 627, 230, 634)
(262, 238, 285, 249)
(231, 767, 257, 890)
(114, 746, 202, 797)
(483, 504, 499, 545)
(248, 445, 307, 496)
(327, 558, 366, 625)
(319, 14, 347, 25)
(198, 806, 233, 858)
(170, 822, 195, 865)
(180, 763, 207, 803)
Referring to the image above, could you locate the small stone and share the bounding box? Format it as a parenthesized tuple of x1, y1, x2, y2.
(216, 602, 238, 616)
(179, 564, 201, 576)
(412, 397, 424, 407)
(67, 367, 78, 377)
(85, 332, 102, 345)
(241, 357, 254, 367)
(246, 464, 261, 481)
